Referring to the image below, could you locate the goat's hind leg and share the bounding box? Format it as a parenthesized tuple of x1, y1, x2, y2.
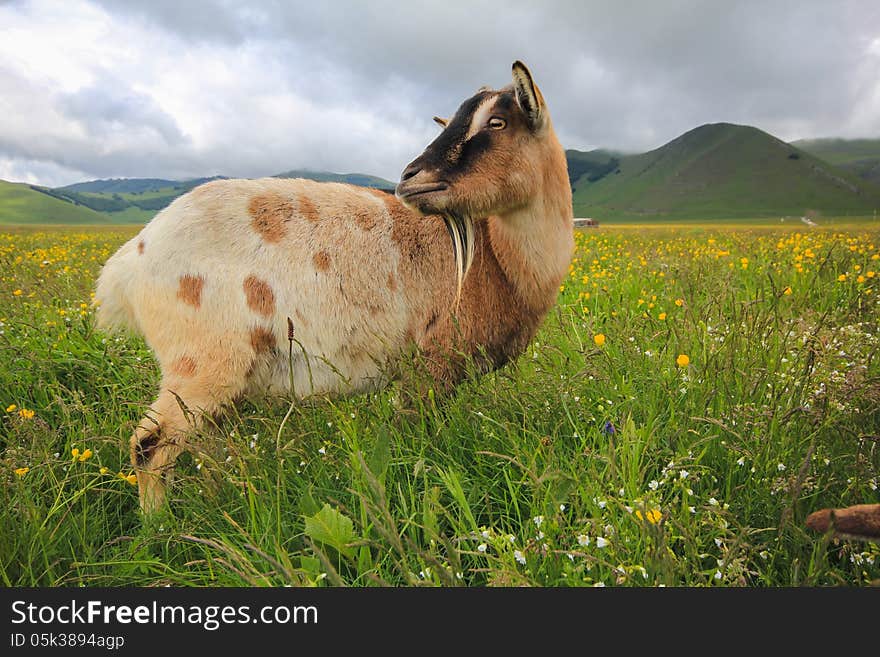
(131, 355, 249, 513)
(130, 386, 200, 514)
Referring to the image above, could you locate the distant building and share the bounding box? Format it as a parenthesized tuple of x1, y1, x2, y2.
(574, 217, 599, 228)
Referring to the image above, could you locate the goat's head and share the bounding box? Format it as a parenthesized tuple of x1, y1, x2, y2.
(396, 60, 554, 220)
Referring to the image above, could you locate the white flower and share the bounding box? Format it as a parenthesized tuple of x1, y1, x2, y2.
(559, 504, 566, 512)
(679, 469, 689, 480)
(477, 543, 487, 553)
(514, 550, 526, 565)
(594, 498, 607, 509)
(481, 529, 491, 540)
(593, 581, 606, 587)
(532, 515, 544, 528)
(648, 480, 659, 491)
(714, 570, 722, 580)
(708, 497, 719, 506)
(714, 538, 723, 547)
(777, 463, 786, 471)
(318, 446, 326, 455)
(577, 534, 591, 547)
(507, 534, 516, 544)
(736, 457, 745, 467)
(536, 531, 545, 540)
(596, 537, 609, 548)
(689, 506, 696, 514)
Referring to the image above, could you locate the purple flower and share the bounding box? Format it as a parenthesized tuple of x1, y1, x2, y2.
(602, 420, 616, 435)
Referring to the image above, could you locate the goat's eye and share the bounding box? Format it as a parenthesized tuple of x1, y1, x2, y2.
(488, 117, 506, 130)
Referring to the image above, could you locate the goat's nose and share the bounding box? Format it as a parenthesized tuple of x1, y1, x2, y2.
(400, 162, 422, 182)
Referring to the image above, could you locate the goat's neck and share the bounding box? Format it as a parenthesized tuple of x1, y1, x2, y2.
(486, 195, 574, 313)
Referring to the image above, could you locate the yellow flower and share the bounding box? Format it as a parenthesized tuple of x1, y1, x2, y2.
(837, 274, 847, 282)
(118, 472, 138, 486)
(675, 298, 684, 307)
(867, 271, 875, 278)
(12, 289, 22, 296)
(71, 448, 80, 459)
(857, 275, 866, 283)
(593, 333, 606, 347)
(658, 312, 667, 320)
(6, 404, 16, 413)
(99, 466, 109, 475)
(783, 286, 792, 295)
(676, 354, 690, 367)
(18, 408, 35, 420)
(78, 448, 92, 462)
(14, 467, 29, 477)
(636, 508, 662, 524)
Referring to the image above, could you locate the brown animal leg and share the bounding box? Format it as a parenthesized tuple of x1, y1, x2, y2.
(806, 503, 880, 540)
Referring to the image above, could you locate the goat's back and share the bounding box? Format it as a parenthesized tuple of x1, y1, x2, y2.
(94, 178, 437, 395)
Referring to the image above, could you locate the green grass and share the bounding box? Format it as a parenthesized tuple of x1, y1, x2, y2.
(1, 223, 878, 587)
(0, 181, 112, 225)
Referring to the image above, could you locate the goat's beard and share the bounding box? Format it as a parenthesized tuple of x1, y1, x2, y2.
(442, 212, 475, 309)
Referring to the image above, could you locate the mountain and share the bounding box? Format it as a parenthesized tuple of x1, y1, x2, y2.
(791, 137, 880, 186)
(0, 180, 112, 225)
(273, 169, 395, 190)
(0, 170, 395, 225)
(570, 123, 880, 220)
(60, 178, 181, 194)
(566, 149, 623, 190)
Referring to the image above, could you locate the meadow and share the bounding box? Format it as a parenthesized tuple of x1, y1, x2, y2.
(1, 222, 878, 587)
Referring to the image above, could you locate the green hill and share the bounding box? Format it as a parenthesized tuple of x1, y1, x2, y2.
(571, 123, 880, 220)
(0, 180, 112, 225)
(273, 169, 395, 190)
(0, 171, 396, 225)
(60, 178, 181, 194)
(791, 137, 880, 186)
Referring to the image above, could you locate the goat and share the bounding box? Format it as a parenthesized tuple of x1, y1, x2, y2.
(94, 61, 574, 513)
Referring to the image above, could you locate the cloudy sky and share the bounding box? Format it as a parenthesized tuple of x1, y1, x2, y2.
(1, 0, 879, 187)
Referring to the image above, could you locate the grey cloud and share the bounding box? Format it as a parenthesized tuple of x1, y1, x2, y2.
(59, 80, 187, 146)
(2, 0, 879, 186)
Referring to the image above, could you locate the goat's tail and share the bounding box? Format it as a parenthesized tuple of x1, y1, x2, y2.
(93, 237, 141, 334)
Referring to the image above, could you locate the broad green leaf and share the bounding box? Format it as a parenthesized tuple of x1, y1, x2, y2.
(303, 503, 356, 559)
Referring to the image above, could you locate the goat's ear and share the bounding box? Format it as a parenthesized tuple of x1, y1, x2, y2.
(433, 116, 449, 128)
(512, 61, 545, 131)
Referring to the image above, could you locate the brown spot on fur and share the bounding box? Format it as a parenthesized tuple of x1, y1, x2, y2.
(387, 272, 398, 292)
(248, 193, 295, 243)
(170, 355, 197, 377)
(299, 194, 319, 223)
(243, 276, 275, 318)
(249, 327, 276, 354)
(383, 194, 431, 263)
(313, 251, 331, 271)
(137, 240, 145, 255)
(177, 274, 204, 308)
(352, 203, 378, 231)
